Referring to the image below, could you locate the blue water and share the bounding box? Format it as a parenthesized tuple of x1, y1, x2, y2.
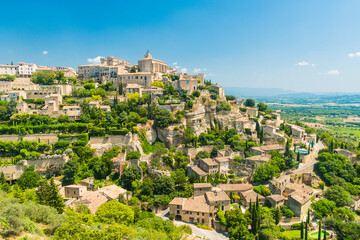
(296, 149, 309, 154)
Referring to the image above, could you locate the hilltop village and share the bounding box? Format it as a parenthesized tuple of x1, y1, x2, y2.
(0, 52, 359, 239)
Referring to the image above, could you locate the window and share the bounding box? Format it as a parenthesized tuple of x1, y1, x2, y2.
(186, 81, 190, 84)
(202, 219, 205, 224)
(202, 213, 204, 216)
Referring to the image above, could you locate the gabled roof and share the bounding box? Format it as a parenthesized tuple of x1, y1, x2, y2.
(217, 183, 253, 192)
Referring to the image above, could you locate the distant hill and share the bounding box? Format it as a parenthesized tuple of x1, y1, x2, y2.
(223, 87, 360, 104)
(223, 87, 295, 98)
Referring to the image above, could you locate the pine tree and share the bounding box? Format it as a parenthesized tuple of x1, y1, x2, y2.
(37, 178, 65, 213)
(318, 221, 322, 240)
(300, 221, 304, 239)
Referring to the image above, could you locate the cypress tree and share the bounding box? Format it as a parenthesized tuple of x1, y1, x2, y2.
(307, 209, 310, 224)
(300, 221, 304, 239)
(260, 127, 264, 144)
(323, 229, 327, 240)
(305, 221, 308, 240)
(274, 207, 281, 225)
(0, 172, 6, 185)
(297, 151, 301, 162)
(255, 121, 260, 137)
(318, 221, 322, 240)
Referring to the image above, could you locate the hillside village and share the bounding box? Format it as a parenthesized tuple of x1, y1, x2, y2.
(0, 52, 359, 239)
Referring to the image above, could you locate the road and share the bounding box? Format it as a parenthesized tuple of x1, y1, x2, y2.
(156, 208, 228, 240)
(286, 141, 326, 176)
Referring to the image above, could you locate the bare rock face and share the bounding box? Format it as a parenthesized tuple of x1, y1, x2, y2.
(216, 110, 242, 130)
(185, 105, 210, 136)
(146, 127, 158, 144)
(92, 143, 113, 156)
(156, 126, 184, 148)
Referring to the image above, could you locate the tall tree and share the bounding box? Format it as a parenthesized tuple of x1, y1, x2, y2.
(62, 159, 79, 186)
(323, 229, 327, 240)
(259, 127, 264, 144)
(305, 221, 308, 240)
(300, 221, 304, 239)
(318, 221, 322, 240)
(274, 207, 282, 225)
(297, 151, 301, 162)
(37, 178, 65, 213)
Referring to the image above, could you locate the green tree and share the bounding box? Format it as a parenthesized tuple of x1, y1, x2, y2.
(154, 107, 173, 128)
(195, 151, 210, 159)
(31, 70, 55, 85)
(318, 221, 322, 240)
(37, 178, 65, 213)
(274, 207, 282, 225)
(55, 71, 67, 84)
(244, 98, 255, 107)
(311, 198, 336, 218)
(96, 200, 134, 224)
(324, 185, 352, 207)
(17, 167, 41, 189)
(62, 159, 79, 186)
(301, 221, 304, 239)
(120, 165, 142, 190)
(257, 102, 267, 111)
(153, 176, 175, 195)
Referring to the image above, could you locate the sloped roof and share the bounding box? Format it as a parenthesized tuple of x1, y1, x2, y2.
(217, 183, 253, 192)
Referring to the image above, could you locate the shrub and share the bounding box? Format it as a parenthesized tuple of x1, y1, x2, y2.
(126, 151, 141, 160)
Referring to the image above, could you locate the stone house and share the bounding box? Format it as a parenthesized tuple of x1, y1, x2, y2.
(287, 184, 314, 218)
(334, 148, 356, 163)
(244, 155, 271, 168)
(169, 184, 230, 227)
(217, 183, 253, 199)
(71, 185, 127, 214)
(266, 194, 286, 208)
(64, 185, 87, 199)
(239, 189, 265, 208)
(250, 144, 285, 155)
(247, 108, 258, 118)
(214, 157, 230, 174)
(196, 158, 219, 174)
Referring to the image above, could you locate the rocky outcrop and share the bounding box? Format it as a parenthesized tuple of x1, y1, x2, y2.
(146, 127, 158, 144)
(185, 105, 209, 136)
(156, 126, 184, 148)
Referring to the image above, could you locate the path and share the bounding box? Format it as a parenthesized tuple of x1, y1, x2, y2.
(156, 208, 228, 240)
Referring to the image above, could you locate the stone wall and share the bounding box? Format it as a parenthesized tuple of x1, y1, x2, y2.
(0, 134, 58, 144)
(0, 154, 69, 180)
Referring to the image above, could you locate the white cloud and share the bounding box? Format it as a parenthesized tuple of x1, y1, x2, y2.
(296, 61, 315, 67)
(180, 68, 187, 73)
(87, 56, 103, 64)
(172, 62, 178, 66)
(348, 52, 360, 57)
(42, 50, 48, 55)
(327, 70, 340, 75)
(193, 68, 207, 73)
(175, 66, 180, 69)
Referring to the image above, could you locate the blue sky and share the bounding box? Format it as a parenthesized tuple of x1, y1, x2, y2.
(1, 0, 360, 93)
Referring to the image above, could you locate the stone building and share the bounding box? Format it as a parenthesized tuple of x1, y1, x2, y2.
(169, 183, 230, 227)
(250, 144, 285, 155)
